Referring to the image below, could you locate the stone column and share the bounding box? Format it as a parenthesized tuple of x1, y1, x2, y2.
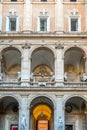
(55, 0, 64, 33)
(19, 96, 29, 130)
(23, 0, 32, 32)
(54, 95, 64, 130)
(21, 43, 31, 85)
(55, 44, 64, 85)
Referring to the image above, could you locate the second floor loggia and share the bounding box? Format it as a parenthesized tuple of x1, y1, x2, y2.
(0, 46, 87, 87)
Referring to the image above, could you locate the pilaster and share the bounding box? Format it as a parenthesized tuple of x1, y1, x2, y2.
(55, 44, 64, 84)
(21, 43, 31, 86)
(54, 95, 64, 130)
(23, 0, 32, 32)
(85, 2, 87, 32)
(55, 0, 64, 33)
(19, 96, 29, 130)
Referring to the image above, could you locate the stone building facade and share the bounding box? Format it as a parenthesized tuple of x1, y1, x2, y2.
(0, 0, 87, 130)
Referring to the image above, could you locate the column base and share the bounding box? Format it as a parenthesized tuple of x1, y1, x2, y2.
(21, 79, 30, 86)
(55, 79, 64, 87)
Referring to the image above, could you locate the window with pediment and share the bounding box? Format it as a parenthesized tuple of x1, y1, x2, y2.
(37, 9, 50, 32)
(69, 9, 81, 32)
(6, 9, 19, 32)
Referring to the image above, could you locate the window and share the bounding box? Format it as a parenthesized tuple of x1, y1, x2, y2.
(11, 0, 17, 1)
(40, 0, 47, 2)
(6, 17, 19, 32)
(40, 18, 47, 31)
(70, 0, 76, 2)
(37, 16, 50, 32)
(9, 18, 16, 31)
(0, 16, 2, 31)
(71, 18, 78, 31)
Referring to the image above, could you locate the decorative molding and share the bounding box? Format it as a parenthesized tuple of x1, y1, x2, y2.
(9, 9, 17, 16)
(55, 44, 64, 49)
(7, 115, 18, 122)
(40, 8, 48, 16)
(70, 9, 79, 16)
(22, 43, 31, 49)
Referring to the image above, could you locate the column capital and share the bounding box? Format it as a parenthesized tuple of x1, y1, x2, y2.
(55, 95, 63, 98)
(22, 43, 31, 49)
(55, 44, 64, 49)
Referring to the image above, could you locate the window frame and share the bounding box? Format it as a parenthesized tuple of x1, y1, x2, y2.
(37, 16, 50, 32)
(10, 0, 17, 2)
(70, 0, 77, 2)
(0, 16, 2, 31)
(71, 18, 78, 32)
(9, 18, 16, 31)
(40, 0, 47, 2)
(69, 16, 81, 33)
(6, 16, 19, 32)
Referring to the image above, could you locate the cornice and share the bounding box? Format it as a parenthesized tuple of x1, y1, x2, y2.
(0, 32, 87, 39)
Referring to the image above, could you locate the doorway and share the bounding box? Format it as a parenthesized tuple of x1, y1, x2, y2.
(65, 125, 73, 130)
(37, 120, 48, 130)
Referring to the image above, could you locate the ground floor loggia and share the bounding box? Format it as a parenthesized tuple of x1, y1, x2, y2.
(0, 92, 87, 130)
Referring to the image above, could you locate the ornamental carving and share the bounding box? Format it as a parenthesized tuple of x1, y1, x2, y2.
(7, 115, 18, 122)
(9, 9, 17, 16)
(55, 44, 64, 49)
(22, 43, 31, 49)
(70, 9, 79, 16)
(33, 65, 52, 82)
(40, 8, 48, 16)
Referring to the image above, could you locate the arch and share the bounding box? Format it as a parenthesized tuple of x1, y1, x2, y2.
(63, 94, 87, 107)
(0, 45, 22, 55)
(29, 95, 54, 130)
(63, 46, 86, 58)
(0, 94, 21, 108)
(28, 95, 55, 110)
(30, 96, 54, 109)
(1, 46, 21, 55)
(31, 46, 55, 80)
(30, 46, 55, 58)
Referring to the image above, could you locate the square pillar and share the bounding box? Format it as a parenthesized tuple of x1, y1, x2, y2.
(55, 0, 64, 33)
(54, 95, 65, 130)
(21, 44, 31, 86)
(55, 44, 64, 86)
(19, 96, 29, 130)
(23, 0, 32, 32)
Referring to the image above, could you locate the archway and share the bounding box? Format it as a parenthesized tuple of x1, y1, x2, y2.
(31, 47, 54, 82)
(64, 47, 86, 82)
(30, 96, 54, 130)
(65, 96, 87, 130)
(0, 96, 19, 130)
(1, 47, 21, 81)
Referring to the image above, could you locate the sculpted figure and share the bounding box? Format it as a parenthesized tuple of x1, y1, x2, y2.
(20, 114, 26, 130)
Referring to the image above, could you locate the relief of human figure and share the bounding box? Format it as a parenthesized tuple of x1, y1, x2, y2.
(20, 114, 27, 130)
(58, 116, 63, 130)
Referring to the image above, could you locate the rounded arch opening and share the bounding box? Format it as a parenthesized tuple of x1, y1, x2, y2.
(65, 96, 87, 130)
(0, 47, 21, 81)
(0, 96, 19, 130)
(0, 96, 19, 113)
(64, 47, 86, 82)
(31, 47, 55, 82)
(30, 96, 54, 130)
